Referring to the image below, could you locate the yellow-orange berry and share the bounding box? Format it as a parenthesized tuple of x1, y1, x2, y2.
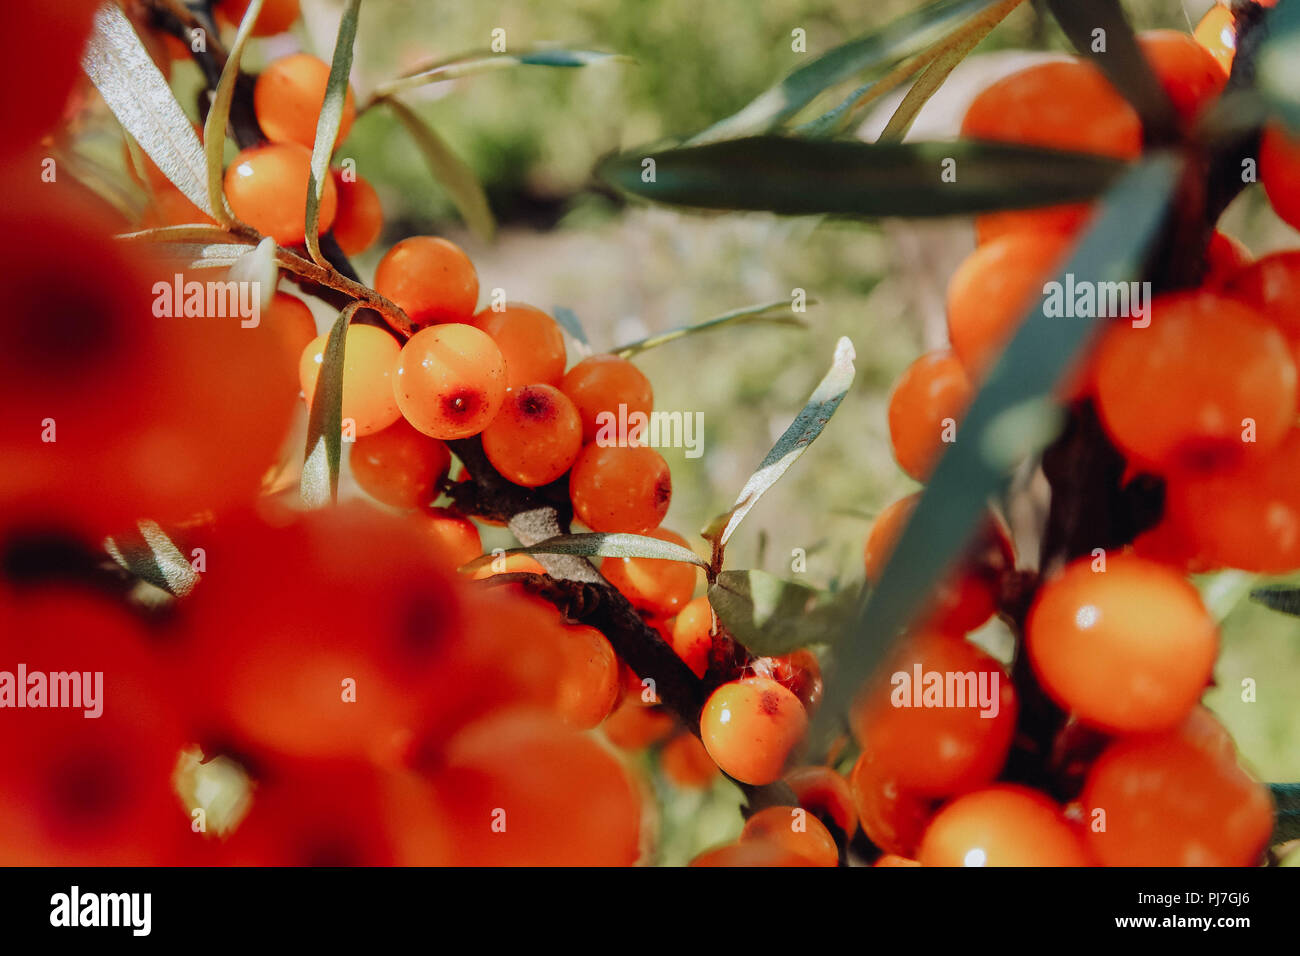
(602, 699, 675, 751)
(420, 506, 481, 571)
(569, 444, 672, 533)
(350, 418, 451, 509)
(555, 625, 620, 730)
(699, 677, 808, 786)
(331, 171, 384, 255)
(875, 854, 922, 867)
(471, 304, 567, 389)
(917, 786, 1088, 867)
(480, 385, 582, 486)
(1138, 29, 1228, 126)
(1262, 123, 1300, 232)
(225, 143, 336, 245)
(298, 324, 402, 437)
(216, 0, 300, 35)
(374, 236, 479, 328)
(264, 292, 318, 393)
(393, 324, 507, 440)
(690, 842, 811, 867)
(560, 354, 654, 444)
(784, 765, 858, 836)
(1193, 3, 1237, 73)
(669, 594, 714, 678)
(660, 732, 719, 790)
(887, 350, 972, 481)
(254, 53, 356, 150)
(740, 806, 838, 867)
(601, 528, 699, 617)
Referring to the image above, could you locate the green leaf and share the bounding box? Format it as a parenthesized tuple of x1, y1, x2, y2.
(104, 521, 199, 597)
(373, 48, 631, 99)
(1271, 783, 1300, 845)
(690, 0, 1020, 144)
(460, 532, 708, 574)
(306, 0, 362, 265)
(203, 0, 265, 225)
(384, 97, 496, 242)
(1249, 586, 1300, 617)
(1045, 0, 1178, 144)
(709, 570, 856, 657)
(301, 305, 360, 508)
(599, 137, 1128, 218)
(551, 306, 591, 351)
(81, 4, 211, 215)
(794, 58, 931, 139)
(705, 337, 855, 551)
(812, 155, 1181, 742)
(117, 231, 260, 270)
(612, 299, 808, 359)
(1258, 0, 1300, 131)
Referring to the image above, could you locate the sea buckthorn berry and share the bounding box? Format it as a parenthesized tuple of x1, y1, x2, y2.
(1081, 707, 1273, 866)
(602, 699, 676, 750)
(569, 444, 672, 533)
(420, 506, 482, 571)
(1194, 2, 1237, 73)
(1261, 124, 1300, 232)
(740, 806, 838, 867)
(690, 842, 811, 867)
(784, 765, 858, 836)
(849, 751, 934, 858)
(946, 232, 1072, 376)
(393, 324, 507, 440)
(1138, 29, 1228, 125)
(875, 855, 922, 867)
(699, 677, 808, 786)
(670, 595, 714, 678)
(887, 349, 972, 481)
(331, 171, 384, 255)
(350, 418, 451, 509)
(560, 354, 655, 444)
(298, 323, 402, 437)
(2, 1, 97, 157)
(661, 732, 720, 790)
(1094, 292, 1296, 472)
(600, 528, 699, 616)
(254, 54, 356, 150)
(374, 237, 479, 328)
(849, 630, 1017, 796)
(961, 59, 1140, 243)
(554, 625, 620, 730)
(753, 649, 823, 713)
(471, 304, 568, 389)
(1225, 249, 1300, 339)
(1204, 230, 1252, 289)
(215, 0, 301, 36)
(481, 384, 583, 487)
(917, 786, 1088, 867)
(470, 553, 548, 580)
(225, 143, 337, 245)
(1026, 553, 1217, 733)
(264, 291, 318, 388)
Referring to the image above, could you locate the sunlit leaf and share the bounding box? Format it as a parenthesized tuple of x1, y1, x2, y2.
(709, 570, 857, 657)
(372, 48, 631, 99)
(301, 304, 360, 507)
(104, 520, 199, 597)
(306, 0, 362, 265)
(613, 299, 808, 359)
(203, 0, 265, 224)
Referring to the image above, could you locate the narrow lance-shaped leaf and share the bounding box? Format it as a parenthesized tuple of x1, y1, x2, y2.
(383, 97, 496, 242)
(1046, 0, 1178, 145)
(794, 55, 931, 140)
(82, 4, 211, 213)
(104, 521, 200, 597)
(812, 155, 1180, 743)
(301, 304, 361, 507)
(306, 0, 363, 266)
(690, 0, 1018, 144)
(1249, 586, 1300, 617)
(372, 48, 631, 100)
(613, 299, 809, 360)
(551, 306, 591, 353)
(705, 337, 855, 551)
(203, 0, 265, 224)
(460, 532, 708, 575)
(1271, 783, 1300, 845)
(709, 570, 858, 658)
(599, 138, 1128, 218)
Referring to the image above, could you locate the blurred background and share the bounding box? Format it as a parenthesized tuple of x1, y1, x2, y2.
(86, 0, 1300, 863)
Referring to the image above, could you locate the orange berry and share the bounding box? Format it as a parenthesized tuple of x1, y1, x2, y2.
(887, 349, 972, 481)
(298, 323, 402, 437)
(849, 751, 934, 858)
(331, 171, 384, 255)
(254, 53, 356, 150)
(1, 1, 97, 158)
(875, 854, 922, 867)
(1081, 707, 1273, 866)
(669, 594, 714, 678)
(660, 732, 720, 789)
(469, 553, 548, 580)
(264, 291, 317, 389)
(918, 786, 1088, 867)
(1204, 230, 1252, 289)
(1027, 553, 1217, 733)
(784, 765, 858, 836)
(569, 444, 672, 533)
(1193, 3, 1238, 73)
(690, 842, 811, 867)
(602, 700, 675, 750)
(600, 528, 699, 616)
(699, 677, 808, 786)
(481, 384, 583, 487)
(420, 506, 482, 571)
(215, 0, 300, 35)
(740, 806, 838, 867)
(393, 323, 508, 440)
(1138, 29, 1228, 125)
(1261, 123, 1300, 232)
(374, 236, 479, 328)
(225, 143, 337, 245)
(554, 624, 620, 730)
(1224, 249, 1300, 339)
(350, 418, 451, 509)
(471, 304, 568, 389)
(753, 649, 824, 713)
(143, 181, 218, 227)
(946, 232, 1072, 376)
(560, 354, 654, 444)
(1094, 291, 1296, 472)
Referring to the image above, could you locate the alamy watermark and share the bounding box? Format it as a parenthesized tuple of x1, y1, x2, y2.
(594, 403, 704, 458)
(0, 665, 102, 718)
(891, 664, 1001, 718)
(152, 274, 261, 328)
(1041, 274, 1152, 328)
